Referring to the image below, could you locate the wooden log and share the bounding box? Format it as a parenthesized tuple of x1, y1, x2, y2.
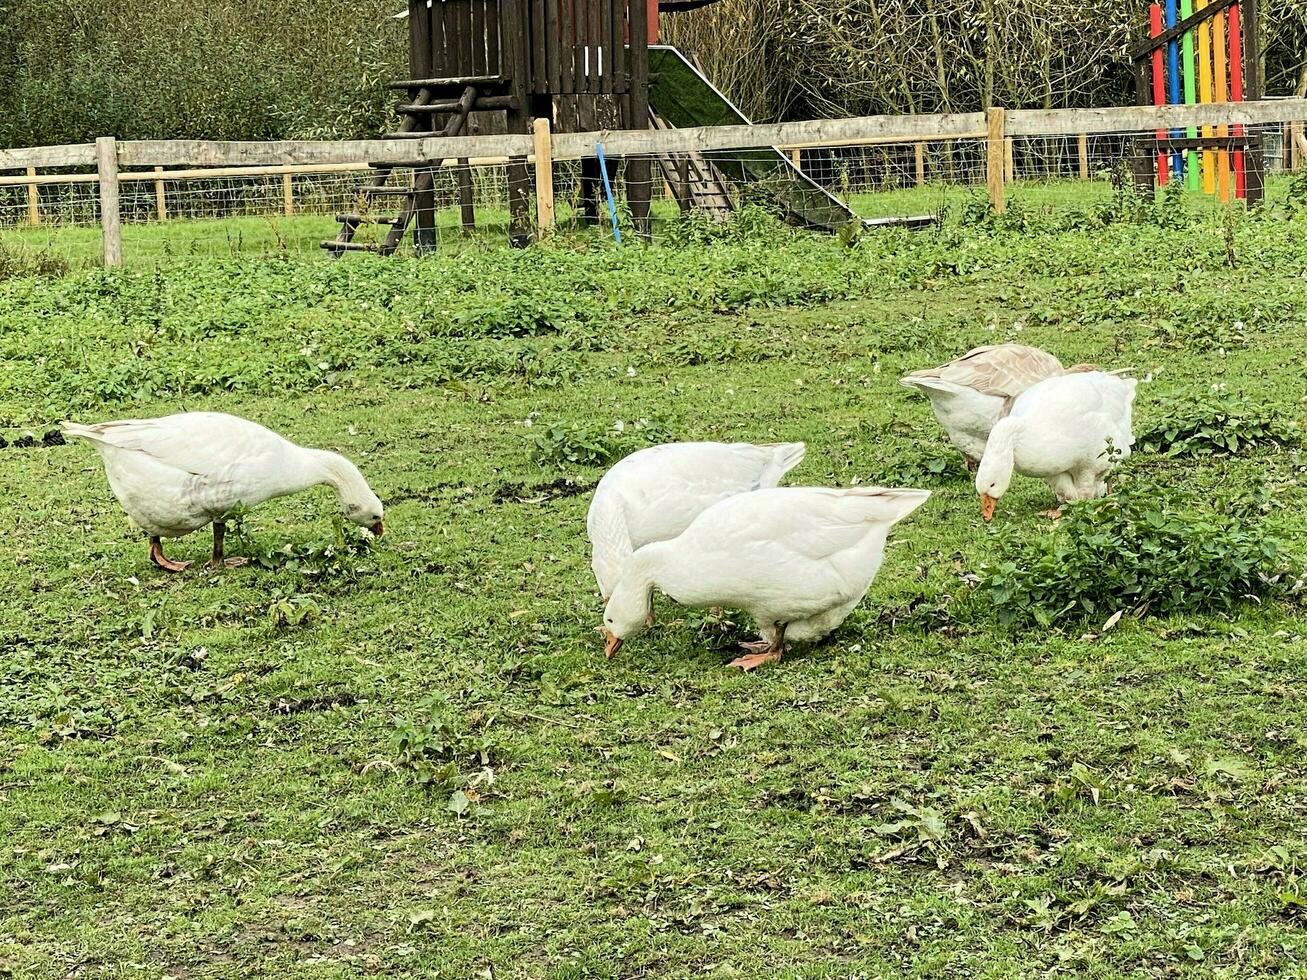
(1078, 134, 1089, 178)
(533, 117, 555, 235)
(154, 166, 167, 220)
(986, 107, 1006, 214)
(397, 95, 516, 113)
(96, 137, 123, 268)
(26, 167, 40, 226)
(914, 142, 925, 185)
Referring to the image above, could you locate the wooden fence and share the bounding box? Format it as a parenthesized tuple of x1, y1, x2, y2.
(3, 98, 1307, 266)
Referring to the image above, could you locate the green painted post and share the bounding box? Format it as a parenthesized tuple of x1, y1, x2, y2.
(1181, 0, 1199, 189)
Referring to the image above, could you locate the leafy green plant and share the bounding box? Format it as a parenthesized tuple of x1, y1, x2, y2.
(531, 418, 670, 469)
(977, 475, 1289, 626)
(267, 593, 322, 629)
(1139, 390, 1297, 456)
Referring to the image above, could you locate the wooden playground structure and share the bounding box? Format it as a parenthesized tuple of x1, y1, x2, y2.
(323, 0, 866, 255)
(1132, 0, 1264, 202)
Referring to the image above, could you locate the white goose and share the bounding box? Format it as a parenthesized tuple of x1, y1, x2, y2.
(600, 486, 930, 670)
(901, 344, 1068, 468)
(64, 412, 384, 571)
(587, 441, 805, 600)
(975, 371, 1137, 521)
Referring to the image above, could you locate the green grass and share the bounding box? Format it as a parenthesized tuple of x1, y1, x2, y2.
(3, 197, 1307, 977)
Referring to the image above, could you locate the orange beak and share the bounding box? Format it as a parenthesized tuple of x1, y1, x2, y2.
(603, 629, 623, 659)
(369, 520, 384, 537)
(979, 493, 997, 522)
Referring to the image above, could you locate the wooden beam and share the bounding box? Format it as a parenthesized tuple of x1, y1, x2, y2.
(118, 135, 533, 167)
(0, 143, 97, 169)
(986, 107, 1006, 213)
(532, 117, 555, 236)
(1130, 0, 1239, 60)
(1006, 99, 1307, 137)
(96, 137, 123, 268)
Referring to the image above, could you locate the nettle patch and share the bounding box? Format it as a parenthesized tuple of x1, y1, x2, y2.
(1138, 390, 1297, 457)
(976, 474, 1292, 627)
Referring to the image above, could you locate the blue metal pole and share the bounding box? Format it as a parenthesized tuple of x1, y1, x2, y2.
(595, 142, 621, 244)
(1166, 0, 1182, 177)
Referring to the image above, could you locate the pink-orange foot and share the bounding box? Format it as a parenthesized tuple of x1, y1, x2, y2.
(149, 536, 191, 573)
(727, 650, 783, 671)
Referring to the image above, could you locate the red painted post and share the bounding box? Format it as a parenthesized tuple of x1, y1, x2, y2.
(1150, 4, 1168, 184)
(1228, 5, 1246, 199)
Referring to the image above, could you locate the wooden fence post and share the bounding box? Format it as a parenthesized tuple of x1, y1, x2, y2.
(790, 148, 801, 170)
(25, 167, 40, 226)
(1078, 134, 1089, 179)
(153, 166, 167, 220)
(96, 137, 123, 268)
(532, 117, 555, 236)
(986, 107, 1006, 213)
(1004, 137, 1015, 182)
(282, 172, 294, 216)
(914, 142, 925, 185)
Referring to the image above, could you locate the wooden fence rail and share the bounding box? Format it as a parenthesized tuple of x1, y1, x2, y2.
(3, 97, 1306, 265)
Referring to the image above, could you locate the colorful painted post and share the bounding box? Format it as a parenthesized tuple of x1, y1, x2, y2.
(1151, 4, 1168, 185)
(1165, 0, 1181, 177)
(1213, 7, 1230, 202)
(1229, 6, 1246, 198)
(1197, 0, 1215, 194)
(1181, 0, 1199, 189)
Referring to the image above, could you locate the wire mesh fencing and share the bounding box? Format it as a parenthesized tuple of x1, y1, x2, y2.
(1, 120, 1303, 265)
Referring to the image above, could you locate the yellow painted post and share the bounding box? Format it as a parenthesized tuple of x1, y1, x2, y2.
(914, 142, 925, 185)
(1213, 8, 1230, 202)
(153, 167, 166, 221)
(1197, 0, 1215, 193)
(25, 167, 39, 226)
(1078, 134, 1089, 179)
(986, 107, 1006, 213)
(532, 117, 555, 235)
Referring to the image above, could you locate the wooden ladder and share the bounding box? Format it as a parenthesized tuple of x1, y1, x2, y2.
(322, 79, 511, 257)
(650, 111, 733, 219)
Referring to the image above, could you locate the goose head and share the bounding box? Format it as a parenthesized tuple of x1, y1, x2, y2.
(975, 418, 1017, 521)
(600, 552, 658, 657)
(313, 450, 385, 536)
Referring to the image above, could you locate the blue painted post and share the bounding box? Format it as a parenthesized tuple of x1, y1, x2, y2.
(1166, 0, 1182, 177)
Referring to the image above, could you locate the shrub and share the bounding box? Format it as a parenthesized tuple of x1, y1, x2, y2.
(0, 241, 69, 282)
(977, 476, 1289, 627)
(1139, 390, 1296, 456)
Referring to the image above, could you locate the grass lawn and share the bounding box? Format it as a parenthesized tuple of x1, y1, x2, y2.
(2, 192, 1307, 977)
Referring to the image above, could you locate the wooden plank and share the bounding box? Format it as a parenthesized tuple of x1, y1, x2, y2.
(0, 143, 97, 168)
(472, 0, 487, 76)
(586, 0, 601, 94)
(417, 0, 436, 77)
(26, 167, 40, 226)
(1005, 99, 1307, 137)
(486, 0, 501, 76)
(544, 0, 559, 91)
(1213, 4, 1230, 202)
(96, 137, 123, 268)
(532, 0, 548, 91)
(119, 135, 533, 166)
(559, 0, 573, 92)
(533, 117, 555, 234)
(1241, 0, 1263, 203)
(609, 0, 624, 95)
(154, 166, 167, 220)
(1129, 0, 1238, 60)
(597, 0, 610, 94)
(1198, 0, 1214, 193)
(458, 0, 475, 79)
(430, 4, 447, 75)
(985, 107, 1005, 213)
(1229, 4, 1245, 197)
